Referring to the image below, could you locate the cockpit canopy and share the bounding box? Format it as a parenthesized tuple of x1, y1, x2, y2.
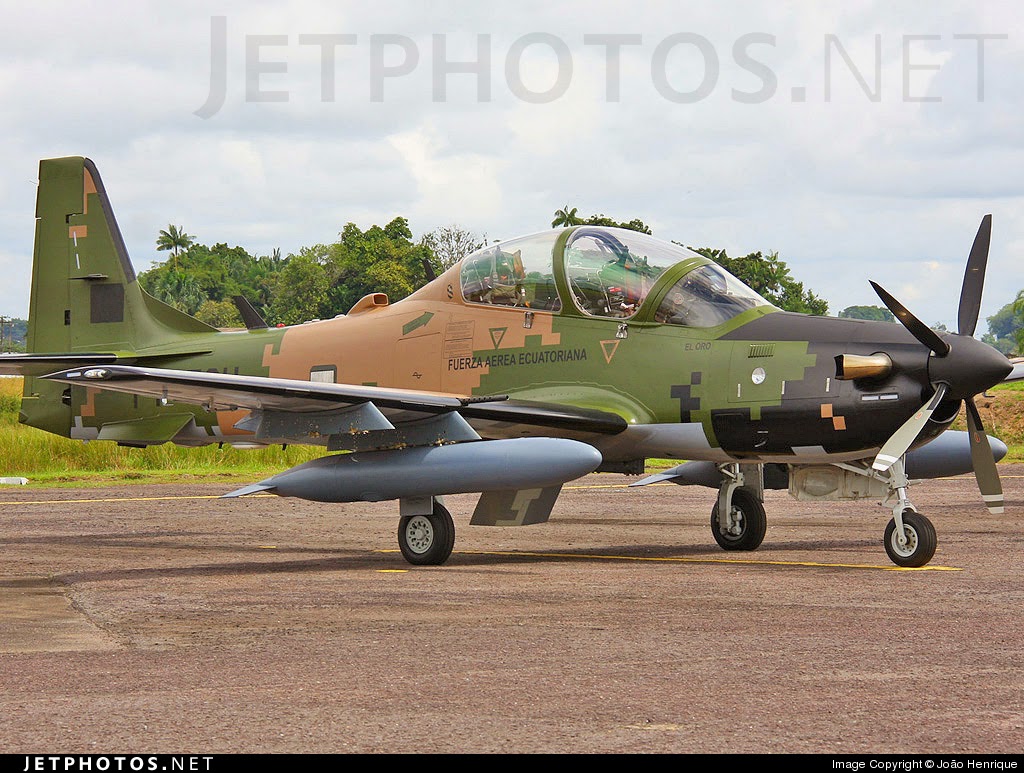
(458, 226, 774, 327)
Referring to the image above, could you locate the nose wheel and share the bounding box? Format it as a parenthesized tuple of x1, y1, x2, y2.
(883, 509, 936, 568)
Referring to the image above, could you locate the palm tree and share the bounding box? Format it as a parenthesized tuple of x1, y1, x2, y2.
(551, 205, 583, 228)
(156, 224, 196, 270)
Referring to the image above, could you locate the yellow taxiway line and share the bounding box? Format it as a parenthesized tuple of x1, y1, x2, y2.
(377, 548, 960, 571)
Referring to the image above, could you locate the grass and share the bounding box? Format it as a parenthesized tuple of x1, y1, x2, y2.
(1, 375, 1021, 488)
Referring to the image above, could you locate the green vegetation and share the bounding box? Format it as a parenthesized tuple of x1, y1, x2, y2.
(981, 291, 1024, 356)
(950, 381, 1024, 461)
(689, 246, 830, 315)
(550, 205, 652, 234)
(140, 241, 286, 322)
(838, 305, 895, 322)
(139, 220, 441, 326)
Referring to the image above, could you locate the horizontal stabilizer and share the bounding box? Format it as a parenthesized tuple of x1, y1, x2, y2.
(96, 413, 194, 444)
(0, 353, 118, 377)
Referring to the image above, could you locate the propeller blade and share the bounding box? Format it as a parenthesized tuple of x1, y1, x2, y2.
(958, 214, 992, 338)
(870, 281, 951, 357)
(965, 397, 1004, 514)
(873, 382, 950, 472)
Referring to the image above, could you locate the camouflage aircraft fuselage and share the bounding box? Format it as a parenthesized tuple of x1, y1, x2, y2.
(13, 156, 1013, 571)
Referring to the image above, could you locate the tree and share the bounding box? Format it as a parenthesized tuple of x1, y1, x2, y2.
(139, 241, 285, 321)
(0, 316, 26, 351)
(139, 268, 206, 315)
(194, 299, 245, 329)
(552, 206, 652, 234)
(268, 253, 331, 325)
(421, 225, 484, 273)
(982, 293, 1024, 355)
(838, 305, 895, 322)
(690, 246, 829, 316)
(156, 225, 196, 270)
(551, 205, 582, 228)
(1012, 291, 1024, 356)
(324, 217, 434, 315)
(581, 213, 652, 234)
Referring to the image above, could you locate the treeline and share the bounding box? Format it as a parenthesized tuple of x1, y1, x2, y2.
(3, 209, 1022, 354)
(138, 214, 836, 328)
(139, 218, 471, 328)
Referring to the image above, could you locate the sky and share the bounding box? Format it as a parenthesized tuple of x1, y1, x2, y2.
(0, 1, 1022, 334)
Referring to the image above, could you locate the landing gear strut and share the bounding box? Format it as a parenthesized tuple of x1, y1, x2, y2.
(880, 458, 936, 567)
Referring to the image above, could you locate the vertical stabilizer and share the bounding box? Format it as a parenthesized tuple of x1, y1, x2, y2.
(23, 156, 216, 436)
(29, 156, 215, 356)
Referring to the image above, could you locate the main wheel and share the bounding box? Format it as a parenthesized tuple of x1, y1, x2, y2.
(883, 510, 936, 568)
(398, 502, 456, 566)
(710, 488, 767, 551)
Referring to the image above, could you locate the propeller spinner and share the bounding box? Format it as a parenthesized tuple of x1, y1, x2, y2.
(869, 215, 1011, 514)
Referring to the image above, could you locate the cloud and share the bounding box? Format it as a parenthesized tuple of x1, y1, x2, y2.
(0, 1, 1022, 332)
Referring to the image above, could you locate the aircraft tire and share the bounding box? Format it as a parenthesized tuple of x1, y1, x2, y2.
(398, 502, 456, 566)
(710, 489, 767, 552)
(883, 510, 936, 568)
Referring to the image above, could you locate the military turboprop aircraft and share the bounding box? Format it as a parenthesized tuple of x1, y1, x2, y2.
(0, 156, 1014, 568)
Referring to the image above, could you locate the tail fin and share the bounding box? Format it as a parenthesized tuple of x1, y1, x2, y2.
(22, 156, 216, 436)
(28, 156, 215, 355)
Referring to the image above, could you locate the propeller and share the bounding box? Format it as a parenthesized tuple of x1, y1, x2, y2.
(872, 382, 949, 472)
(869, 215, 1010, 515)
(965, 398, 1004, 513)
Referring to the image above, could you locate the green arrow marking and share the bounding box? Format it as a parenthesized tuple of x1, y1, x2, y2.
(402, 312, 434, 336)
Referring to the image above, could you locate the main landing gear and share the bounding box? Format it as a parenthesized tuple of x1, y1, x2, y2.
(398, 499, 456, 566)
(711, 466, 767, 551)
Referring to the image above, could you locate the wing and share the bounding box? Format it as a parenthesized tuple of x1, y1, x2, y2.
(45, 364, 624, 526)
(0, 353, 120, 377)
(43, 364, 627, 447)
